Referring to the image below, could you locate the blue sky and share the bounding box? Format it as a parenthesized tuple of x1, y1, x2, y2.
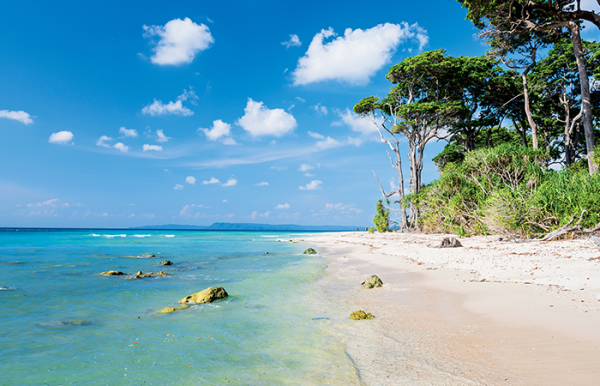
(1, 0, 598, 228)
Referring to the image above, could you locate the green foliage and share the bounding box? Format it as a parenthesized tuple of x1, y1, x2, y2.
(418, 143, 600, 237)
(367, 227, 375, 234)
(373, 200, 390, 233)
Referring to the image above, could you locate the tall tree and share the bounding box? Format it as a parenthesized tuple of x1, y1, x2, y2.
(458, 0, 599, 174)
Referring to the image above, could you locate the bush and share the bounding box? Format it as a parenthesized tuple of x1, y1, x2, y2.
(368, 227, 375, 234)
(373, 199, 390, 233)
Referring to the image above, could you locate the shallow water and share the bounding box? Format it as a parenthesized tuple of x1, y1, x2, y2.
(0, 230, 360, 385)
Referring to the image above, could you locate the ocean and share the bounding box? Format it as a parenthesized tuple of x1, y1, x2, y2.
(0, 229, 360, 385)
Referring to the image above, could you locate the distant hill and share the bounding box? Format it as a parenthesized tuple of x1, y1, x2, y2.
(130, 222, 362, 231)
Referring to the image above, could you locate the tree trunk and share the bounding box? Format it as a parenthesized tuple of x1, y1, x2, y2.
(395, 147, 408, 230)
(522, 73, 539, 149)
(569, 22, 598, 175)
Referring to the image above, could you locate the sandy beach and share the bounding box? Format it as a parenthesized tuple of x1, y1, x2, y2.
(309, 232, 600, 385)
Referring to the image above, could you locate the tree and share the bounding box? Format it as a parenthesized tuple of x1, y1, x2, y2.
(373, 199, 390, 233)
(356, 50, 462, 228)
(458, 0, 599, 174)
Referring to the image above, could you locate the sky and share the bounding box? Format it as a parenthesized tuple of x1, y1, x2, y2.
(1, 0, 599, 228)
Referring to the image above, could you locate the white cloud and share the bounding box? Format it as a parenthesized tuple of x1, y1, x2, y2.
(96, 135, 112, 147)
(143, 144, 163, 151)
(114, 142, 129, 152)
(299, 180, 322, 190)
(199, 119, 236, 144)
(180, 204, 191, 216)
(299, 164, 313, 172)
(0, 110, 33, 124)
(275, 203, 290, 209)
(282, 34, 302, 48)
(203, 177, 220, 185)
(308, 131, 325, 139)
(236, 99, 297, 137)
(174, 184, 184, 190)
(270, 165, 287, 171)
(120, 127, 138, 137)
(251, 210, 271, 219)
(323, 202, 364, 215)
(143, 17, 214, 65)
(142, 99, 193, 116)
(49, 131, 73, 144)
(27, 198, 59, 207)
(223, 199, 227, 202)
(336, 108, 379, 136)
(222, 177, 237, 187)
(316, 136, 342, 149)
(312, 103, 328, 115)
(186, 176, 196, 185)
(255, 181, 269, 186)
(156, 129, 171, 142)
(292, 23, 428, 86)
(295, 97, 306, 102)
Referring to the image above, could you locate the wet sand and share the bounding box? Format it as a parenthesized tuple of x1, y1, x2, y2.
(309, 232, 600, 385)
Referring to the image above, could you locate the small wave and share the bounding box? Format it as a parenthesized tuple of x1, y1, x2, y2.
(0, 285, 16, 290)
(133, 234, 152, 238)
(91, 234, 101, 237)
(164, 235, 175, 238)
(261, 235, 279, 238)
(103, 234, 127, 238)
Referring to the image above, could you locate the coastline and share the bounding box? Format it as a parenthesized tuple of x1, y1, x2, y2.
(308, 231, 600, 385)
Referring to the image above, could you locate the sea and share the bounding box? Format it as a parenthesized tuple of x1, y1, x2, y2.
(0, 229, 361, 385)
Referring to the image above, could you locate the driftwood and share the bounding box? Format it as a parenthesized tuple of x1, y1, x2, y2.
(430, 237, 462, 248)
(590, 235, 600, 249)
(539, 210, 600, 241)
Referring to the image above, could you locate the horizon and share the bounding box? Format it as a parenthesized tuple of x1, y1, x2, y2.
(1, 0, 598, 228)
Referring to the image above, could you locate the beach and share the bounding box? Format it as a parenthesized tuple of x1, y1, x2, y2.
(309, 232, 600, 385)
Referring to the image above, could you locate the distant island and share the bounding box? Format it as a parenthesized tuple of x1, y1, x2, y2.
(131, 222, 363, 231)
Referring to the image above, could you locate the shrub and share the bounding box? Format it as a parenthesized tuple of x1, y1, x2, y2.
(373, 199, 389, 233)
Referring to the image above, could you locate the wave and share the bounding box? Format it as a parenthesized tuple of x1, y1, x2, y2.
(133, 234, 152, 238)
(103, 234, 127, 238)
(0, 286, 16, 290)
(164, 235, 175, 238)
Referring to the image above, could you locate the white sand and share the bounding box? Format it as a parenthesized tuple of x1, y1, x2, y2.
(307, 232, 600, 385)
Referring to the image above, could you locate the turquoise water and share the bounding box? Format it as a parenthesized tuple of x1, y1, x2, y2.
(0, 230, 360, 385)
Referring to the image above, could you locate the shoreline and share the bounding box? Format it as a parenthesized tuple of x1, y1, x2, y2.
(309, 232, 600, 385)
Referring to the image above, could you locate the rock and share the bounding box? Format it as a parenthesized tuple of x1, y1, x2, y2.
(303, 248, 317, 255)
(179, 286, 228, 304)
(154, 271, 169, 276)
(161, 260, 173, 265)
(139, 253, 156, 258)
(360, 275, 383, 289)
(350, 310, 374, 320)
(159, 304, 190, 314)
(439, 237, 462, 248)
(101, 270, 126, 276)
(264, 252, 269, 254)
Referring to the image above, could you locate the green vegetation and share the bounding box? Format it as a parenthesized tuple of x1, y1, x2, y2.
(363, 1, 600, 236)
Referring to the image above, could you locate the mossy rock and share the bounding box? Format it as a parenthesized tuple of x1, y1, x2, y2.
(161, 260, 173, 265)
(360, 275, 383, 289)
(303, 248, 317, 255)
(350, 310, 375, 320)
(179, 286, 228, 304)
(154, 271, 169, 276)
(159, 304, 190, 314)
(101, 270, 126, 276)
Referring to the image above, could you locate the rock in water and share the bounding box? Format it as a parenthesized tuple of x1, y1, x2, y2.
(303, 248, 317, 254)
(360, 275, 383, 289)
(161, 260, 173, 265)
(101, 270, 126, 276)
(439, 237, 462, 248)
(159, 304, 190, 314)
(154, 271, 169, 276)
(179, 286, 228, 304)
(350, 310, 374, 320)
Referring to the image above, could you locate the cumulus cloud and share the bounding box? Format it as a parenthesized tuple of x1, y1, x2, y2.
(143, 17, 214, 65)
(96, 135, 112, 147)
(312, 103, 328, 116)
(316, 136, 342, 149)
(120, 127, 138, 137)
(222, 177, 237, 187)
(236, 99, 297, 137)
(27, 198, 59, 207)
(0, 110, 33, 124)
(292, 23, 428, 86)
(308, 131, 324, 139)
(299, 180, 322, 190)
(142, 99, 193, 116)
(298, 164, 313, 172)
(49, 131, 73, 144)
(275, 203, 290, 209)
(336, 108, 379, 135)
(251, 210, 271, 219)
(114, 142, 129, 152)
(156, 129, 171, 142)
(282, 34, 302, 48)
(255, 181, 269, 186)
(143, 144, 163, 151)
(174, 184, 184, 190)
(186, 176, 196, 185)
(199, 119, 236, 144)
(203, 177, 220, 185)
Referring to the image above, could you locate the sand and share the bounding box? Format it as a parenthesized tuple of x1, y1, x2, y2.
(307, 232, 600, 385)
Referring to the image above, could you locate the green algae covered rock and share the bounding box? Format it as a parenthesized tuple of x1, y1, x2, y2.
(161, 260, 173, 265)
(350, 310, 374, 320)
(179, 286, 228, 304)
(101, 270, 126, 276)
(154, 271, 169, 276)
(159, 304, 190, 314)
(360, 275, 383, 289)
(303, 248, 317, 255)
